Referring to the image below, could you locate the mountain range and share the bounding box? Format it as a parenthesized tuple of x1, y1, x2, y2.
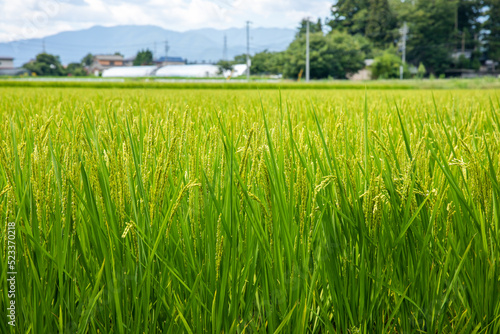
(0, 25, 296, 66)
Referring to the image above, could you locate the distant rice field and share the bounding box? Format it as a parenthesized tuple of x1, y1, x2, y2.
(0, 87, 499, 333)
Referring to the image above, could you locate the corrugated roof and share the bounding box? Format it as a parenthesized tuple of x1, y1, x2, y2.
(156, 56, 185, 63)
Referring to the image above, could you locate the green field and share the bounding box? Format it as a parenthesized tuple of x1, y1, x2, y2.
(2, 77, 500, 90)
(1, 87, 499, 333)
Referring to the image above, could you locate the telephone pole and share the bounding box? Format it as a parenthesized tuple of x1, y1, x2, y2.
(223, 34, 227, 61)
(164, 40, 170, 63)
(399, 22, 408, 80)
(306, 18, 310, 82)
(246, 21, 251, 81)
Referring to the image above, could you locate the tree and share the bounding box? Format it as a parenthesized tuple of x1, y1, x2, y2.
(327, 0, 488, 74)
(233, 54, 248, 64)
(23, 53, 65, 76)
(283, 31, 369, 79)
(328, 0, 397, 47)
(225, 52, 284, 75)
(484, 0, 500, 61)
(365, 0, 398, 47)
(417, 62, 426, 78)
(454, 0, 484, 50)
(81, 53, 93, 66)
(250, 50, 285, 75)
(329, 0, 370, 35)
(133, 49, 153, 66)
(370, 49, 407, 78)
(216, 60, 233, 74)
(405, 0, 457, 75)
(66, 63, 87, 76)
(296, 18, 323, 38)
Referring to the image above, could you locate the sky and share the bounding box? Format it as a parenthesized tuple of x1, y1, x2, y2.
(0, 0, 332, 43)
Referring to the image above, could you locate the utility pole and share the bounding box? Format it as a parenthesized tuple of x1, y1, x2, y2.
(246, 21, 251, 82)
(306, 18, 310, 82)
(223, 34, 227, 61)
(164, 40, 169, 63)
(399, 22, 408, 80)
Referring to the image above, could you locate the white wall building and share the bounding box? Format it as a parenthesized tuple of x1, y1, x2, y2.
(0, 57, 14, 69)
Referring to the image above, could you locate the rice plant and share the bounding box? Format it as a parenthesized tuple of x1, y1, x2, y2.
(0, 87, 499, 333)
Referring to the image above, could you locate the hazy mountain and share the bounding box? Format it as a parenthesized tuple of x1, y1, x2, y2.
(0, 25, 295, 66)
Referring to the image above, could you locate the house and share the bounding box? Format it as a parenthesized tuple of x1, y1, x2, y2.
(0, 57, 31, 76)
(90, 55, 125, 75)
(451, 50, 473, 61)
(482, 60, 498, 72)
(0, 56, 14, 69)
(154, 56, 186, 66)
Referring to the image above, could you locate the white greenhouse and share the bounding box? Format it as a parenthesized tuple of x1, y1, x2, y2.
(155, 64, 248, 78)
(102, 66, 158, 77)
(230, 64, 248, 77)
(155, 64, 219, 78)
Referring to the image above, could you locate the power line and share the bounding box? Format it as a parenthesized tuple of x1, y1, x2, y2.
(223, 34, 227, 61)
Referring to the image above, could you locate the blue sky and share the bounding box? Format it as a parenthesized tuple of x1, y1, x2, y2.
(0, 0, 332, 42)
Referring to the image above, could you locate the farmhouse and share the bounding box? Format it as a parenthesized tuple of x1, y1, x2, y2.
(90, 54, 124, 75)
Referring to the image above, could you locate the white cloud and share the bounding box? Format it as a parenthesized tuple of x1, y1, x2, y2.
(0, 0, 332, 42)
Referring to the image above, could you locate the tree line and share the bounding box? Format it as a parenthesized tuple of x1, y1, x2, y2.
(19, 0, 500, 79)
(223, 0, 500, 79)
(22, 50, 152, 76)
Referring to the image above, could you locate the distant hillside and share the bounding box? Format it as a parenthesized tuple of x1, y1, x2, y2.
(0, 25, 295, 66)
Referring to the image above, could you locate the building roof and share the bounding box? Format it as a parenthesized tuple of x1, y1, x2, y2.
(94, 55, 124, 61)
(0, 56, 14, 60)
(155, 56, 185, 63)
